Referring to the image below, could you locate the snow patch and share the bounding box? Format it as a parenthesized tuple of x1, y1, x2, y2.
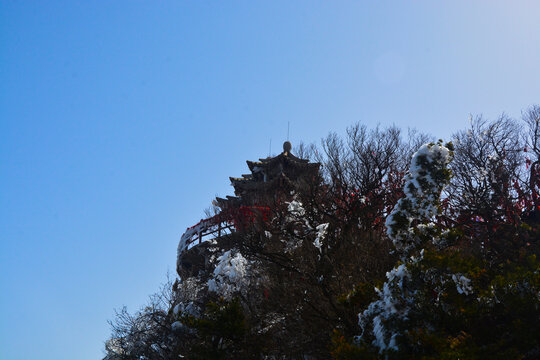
(313, 223, 329, 253)
(358, 263, 412, 353)
(207, 250, 249, 299)
(452, 274, 473, 295)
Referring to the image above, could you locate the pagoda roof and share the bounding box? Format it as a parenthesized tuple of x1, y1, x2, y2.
(215, 195, 241, 209)
(231, 171, 294, 193)
(246, 152, 315, 172)
(230, 176, 251, 183)
(217, 141, 320, 207)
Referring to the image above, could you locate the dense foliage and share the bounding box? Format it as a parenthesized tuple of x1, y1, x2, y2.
(105, 106, 540, 359)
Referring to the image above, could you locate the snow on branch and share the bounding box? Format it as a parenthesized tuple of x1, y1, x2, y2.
(207, 250, 250, 300)
(385, 141, 453, 256)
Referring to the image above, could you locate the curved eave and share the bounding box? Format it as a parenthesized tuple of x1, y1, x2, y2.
(232, 172, 293, 192)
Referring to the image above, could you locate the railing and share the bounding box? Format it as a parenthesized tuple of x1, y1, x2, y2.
(177, 206, 270, 260)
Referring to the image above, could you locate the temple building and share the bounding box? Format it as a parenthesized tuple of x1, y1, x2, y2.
(216, 141, 320, 210)
(176, 141, 320, 276)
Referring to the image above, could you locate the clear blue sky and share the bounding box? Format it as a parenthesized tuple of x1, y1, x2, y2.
(1, 1, 538, 359)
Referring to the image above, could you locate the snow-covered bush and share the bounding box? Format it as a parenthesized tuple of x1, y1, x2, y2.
(355, 141, 453, 354)
(385, 141, 453, 256)
(207, 249, 250, 299)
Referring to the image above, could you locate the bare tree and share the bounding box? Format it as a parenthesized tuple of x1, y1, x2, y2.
(523, 105, 540, 210)
(104, 277, 176, 360)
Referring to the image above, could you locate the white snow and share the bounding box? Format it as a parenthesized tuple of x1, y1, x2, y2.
(173, 301, 198, 317)
(207, 250, 249, 299)
(287, 200, 306, 217)
(313, 223, 329, 253)
(452, 274, 473, 295)
(358, 263, 412, 353)
(385, 142, 453, 255)
(177, 221, 209, 263)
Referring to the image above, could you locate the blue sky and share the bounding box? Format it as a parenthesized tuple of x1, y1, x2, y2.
(1, 1, 539, 359)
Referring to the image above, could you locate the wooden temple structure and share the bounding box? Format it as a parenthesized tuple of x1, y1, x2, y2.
(176, 141, 320, 276)
(216, 141, 320, 210)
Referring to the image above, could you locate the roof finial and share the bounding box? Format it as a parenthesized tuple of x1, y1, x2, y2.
(283, 141, 292, 154)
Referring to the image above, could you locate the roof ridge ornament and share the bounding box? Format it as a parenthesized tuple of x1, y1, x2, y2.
(283, 141, 292, 155)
